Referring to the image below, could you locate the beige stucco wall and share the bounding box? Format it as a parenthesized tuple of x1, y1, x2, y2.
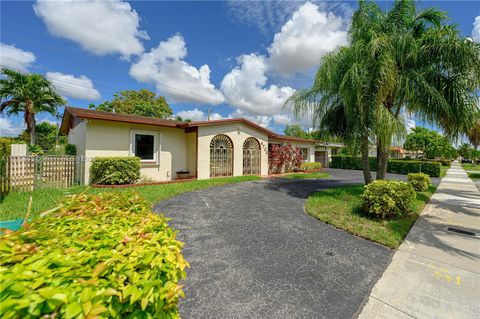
(197, 123, 269, 179)
(80, 120, 188, 183)
(67, 120, 87, 157)
(185, 132, 197, 176)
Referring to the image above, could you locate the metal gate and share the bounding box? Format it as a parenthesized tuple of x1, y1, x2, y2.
(210, 134, 233, 177)
(243, 138, 261, 175)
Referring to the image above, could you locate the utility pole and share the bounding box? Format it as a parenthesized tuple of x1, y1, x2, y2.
(205, 107, 215, 121)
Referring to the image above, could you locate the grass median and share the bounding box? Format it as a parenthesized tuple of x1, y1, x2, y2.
(462, 163, 480, 171)
(281, 172, 331, 179)
(305, 184, 436, 248)
(0, 175, 261, 221)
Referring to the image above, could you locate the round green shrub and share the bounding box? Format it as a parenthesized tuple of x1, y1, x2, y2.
(407, 173, 431, 191)
(0, 192, 188, 318)
(300, 162, 321, 171)
(90, 156, 141, 185)
(361, 180, 416, 218)
(65, 143, 77, 156)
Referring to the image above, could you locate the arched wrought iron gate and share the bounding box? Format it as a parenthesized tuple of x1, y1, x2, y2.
(243, 137, 261, 175)
(210, 134, 233, 177)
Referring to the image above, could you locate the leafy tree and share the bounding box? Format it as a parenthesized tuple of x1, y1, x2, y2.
(404, 127, 428, 155)
(18, 121, 67, 152)
(457, 143, 472, 159)
(174, 115, 191, 122)
(89, 89, 172, 119)
(404, 127, 457, 159)
(467, 121, 480, 165)
(284, 124, 312, 139)
(0, 69, 66, 145)
(287, 0, 480, 184)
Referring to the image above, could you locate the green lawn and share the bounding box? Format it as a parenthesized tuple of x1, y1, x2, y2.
(305, 184, 436, 248)
(281, 172, 331, 179)
(0, 175, 261, 221)
(462, 163, 480, 171)
(468, 172, 480, 181)
(440, 166, 448, 177)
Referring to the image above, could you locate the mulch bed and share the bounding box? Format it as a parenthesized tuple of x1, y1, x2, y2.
(92, 178, 197, 188)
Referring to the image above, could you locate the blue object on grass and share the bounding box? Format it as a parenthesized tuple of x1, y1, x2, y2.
(0, 219, 24, 232)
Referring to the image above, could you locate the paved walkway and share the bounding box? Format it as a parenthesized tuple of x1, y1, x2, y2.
(359, 162, 480, 319)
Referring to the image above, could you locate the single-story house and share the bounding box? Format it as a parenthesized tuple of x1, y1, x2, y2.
(60, 107, 340, 183)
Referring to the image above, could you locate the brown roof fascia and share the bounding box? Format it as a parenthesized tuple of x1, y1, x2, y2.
(182, 118, 277, 137)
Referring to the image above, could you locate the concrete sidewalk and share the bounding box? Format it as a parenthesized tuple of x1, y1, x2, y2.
(358, 162, 480, 319)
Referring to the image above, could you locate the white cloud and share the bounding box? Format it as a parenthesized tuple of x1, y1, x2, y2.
(229, 109, 272, 128)
(273, 114, 292, 125)
(221, 54, 295, 116)
(473, 16, 480, 42)
(268, 2, 348, 75)
(0, 43, 36, 71)
(175, 108, 223, 122)
(130, 34, 224, 105)
(33, 0, 148, 58)
(0, 118, 24, 137)
(227, 0, 303, 34)
(46, 72, 101, 101)
(406, 119, 416, 133)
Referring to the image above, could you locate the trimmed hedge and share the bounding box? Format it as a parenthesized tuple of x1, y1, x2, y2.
(388, 160, 441, 177)
(0, 192, 188, 318)
(90, 157, 141, 185)
(300, 162, 321, 171)
(330, 155, 441, 177)
(330, 155, 377, 170)
(408, 173, 431, 191)
(361, 180, 416, 218)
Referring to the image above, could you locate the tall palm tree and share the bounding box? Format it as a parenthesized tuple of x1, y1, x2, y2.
(0, 68, 65, 145)
(467, 121, 480, 165)
(287, 0, 480, 184)
(362, 0, 480, 177)
(287, 45, 379, 184)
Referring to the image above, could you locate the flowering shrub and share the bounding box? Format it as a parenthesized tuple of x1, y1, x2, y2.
(268, 144, 302, 174)
(361, 180, 416, 218)
(0, 192, 188, 318)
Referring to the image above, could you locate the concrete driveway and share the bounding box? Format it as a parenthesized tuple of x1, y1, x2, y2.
(154, 169, 439, 318)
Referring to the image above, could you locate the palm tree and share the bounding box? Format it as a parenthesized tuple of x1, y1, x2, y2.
(287, 0, 480, 184)
(361, 0, 480, 177)
(467, 121, 480, 165)
(0, 68, 65, 145)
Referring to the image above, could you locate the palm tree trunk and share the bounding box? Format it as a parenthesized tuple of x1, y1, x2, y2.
(361, 134, 373, 184)
(474, 144, 478, 167)
(376, 139, 389, 180)
(25, 100, 36, 145)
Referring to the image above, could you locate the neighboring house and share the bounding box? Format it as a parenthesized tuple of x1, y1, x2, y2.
(60, 107, 338, 184)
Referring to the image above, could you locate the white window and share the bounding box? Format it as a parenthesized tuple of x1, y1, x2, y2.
(301, 147, 309, 161)
(131, 130, 158, 163)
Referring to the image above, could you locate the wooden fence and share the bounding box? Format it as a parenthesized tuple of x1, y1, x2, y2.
(0, 156, 86, 196)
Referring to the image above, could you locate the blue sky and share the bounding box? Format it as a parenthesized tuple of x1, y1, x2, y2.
(1, 0, 479, 137)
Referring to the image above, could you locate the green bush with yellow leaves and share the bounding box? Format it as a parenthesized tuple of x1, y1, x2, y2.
(300, 162, 321, 171)
(0, 192, 188, 318)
